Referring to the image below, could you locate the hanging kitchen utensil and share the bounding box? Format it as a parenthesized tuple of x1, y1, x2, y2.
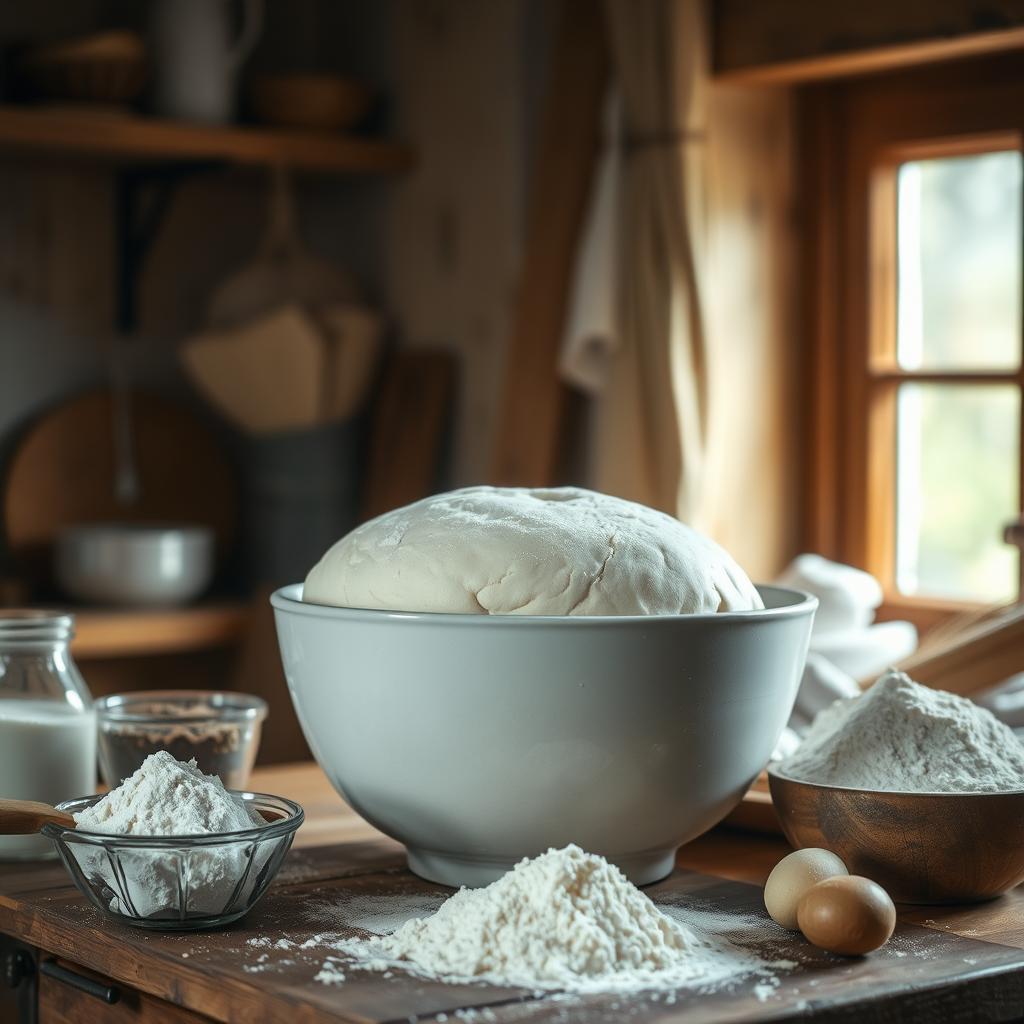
(206, 165, 360, 329)
(108, 334, 141, 506)
(317, 304, 384, 422)
(361, 350, 455, 521)
(181, 304, 325, 434)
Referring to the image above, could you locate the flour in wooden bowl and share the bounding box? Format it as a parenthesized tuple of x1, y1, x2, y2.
(780, 669, 1024, 793)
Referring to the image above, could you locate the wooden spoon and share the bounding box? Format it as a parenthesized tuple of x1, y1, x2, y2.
(0, 798, 75, 834)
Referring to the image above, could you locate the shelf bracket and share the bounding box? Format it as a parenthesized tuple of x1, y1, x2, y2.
(113, 161, 223, 333)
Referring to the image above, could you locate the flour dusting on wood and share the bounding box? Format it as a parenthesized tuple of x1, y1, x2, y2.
(234, 846, 797, 998)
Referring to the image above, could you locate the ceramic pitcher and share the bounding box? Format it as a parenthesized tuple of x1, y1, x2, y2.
(150, 0, 264, 123)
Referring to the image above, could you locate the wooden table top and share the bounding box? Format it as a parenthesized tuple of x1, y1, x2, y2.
(2, 761, 1023, 1023)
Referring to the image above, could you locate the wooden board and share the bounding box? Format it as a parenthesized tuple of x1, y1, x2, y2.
(361, 350, 455, 521)
(385, 0, 530, 485)
(2, 389, 238, 593)
(896, 602, 1024, 696)
(490, 0, 608, 487)
(702, 83, 801, 579)
(0, 105, 412, 174)
(2, 840, 1023, 1024)
(712, 0, 1024, 84)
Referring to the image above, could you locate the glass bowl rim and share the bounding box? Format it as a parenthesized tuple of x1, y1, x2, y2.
(95, 690, 268, 725)
(42, 791, 303, 846)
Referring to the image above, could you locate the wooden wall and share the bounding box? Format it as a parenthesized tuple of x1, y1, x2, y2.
(0, 1, 395, 445)
(381, 2, 803, 576)
(0, 0, 803, 585)
(0, 161, 113, 444)
(0, 2, 396, 724)
(701, 84, 802, 580)
(384, 0, 540, 486)
(713, 0, 1024, 81)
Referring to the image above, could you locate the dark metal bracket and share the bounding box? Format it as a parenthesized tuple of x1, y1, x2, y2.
(40, 958, 120, 1004)
(113, 160, 224, 333)
(1, 937, 36, 1024)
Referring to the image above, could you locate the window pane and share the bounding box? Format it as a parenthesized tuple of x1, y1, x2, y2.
(896, 384, 1019, 601)
(897, 151, 1022, 371)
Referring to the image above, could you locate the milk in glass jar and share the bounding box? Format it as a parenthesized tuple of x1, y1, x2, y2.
(0, 611, 96, 859)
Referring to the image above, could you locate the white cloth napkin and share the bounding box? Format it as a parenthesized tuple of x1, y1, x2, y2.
(776, 553, 882, 636)
(774, 554, 918, 745)
(810, 621, 918, 681)
(558, 91, 621, 395)
(776, 553, 917, 682)
(786, 652, 863, 733)
(775, 554, 1024, 751)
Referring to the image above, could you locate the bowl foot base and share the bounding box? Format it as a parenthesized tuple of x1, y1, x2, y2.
(406, 846, 677, 889)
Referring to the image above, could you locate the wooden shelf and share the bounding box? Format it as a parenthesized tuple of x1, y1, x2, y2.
(71, 603, 248, 659)
(0, 105, 413, 173)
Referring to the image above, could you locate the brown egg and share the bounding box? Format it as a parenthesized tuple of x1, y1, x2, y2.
(797, 875, 897, 955)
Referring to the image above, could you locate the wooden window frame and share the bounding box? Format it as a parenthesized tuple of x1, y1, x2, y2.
(802, 55, 1024, 632)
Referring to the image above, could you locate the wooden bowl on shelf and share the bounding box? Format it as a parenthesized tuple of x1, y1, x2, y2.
(248, 74, 372, 132)
(20, 30, 146, 106)
(767, 766, 1024, 904)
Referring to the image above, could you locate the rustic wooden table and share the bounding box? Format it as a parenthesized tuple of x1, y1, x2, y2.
(1, 762, 1022, 1023)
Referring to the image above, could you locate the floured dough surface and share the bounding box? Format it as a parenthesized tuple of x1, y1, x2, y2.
(303, 486, 762, 616)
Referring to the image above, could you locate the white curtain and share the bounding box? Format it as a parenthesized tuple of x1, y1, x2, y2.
(592, 0, 709, 522)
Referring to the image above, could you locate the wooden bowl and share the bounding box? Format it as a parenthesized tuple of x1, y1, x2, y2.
(21, 30, 146, 105)
(768, 766, 1024, 904)
(248, 74, 372, 132)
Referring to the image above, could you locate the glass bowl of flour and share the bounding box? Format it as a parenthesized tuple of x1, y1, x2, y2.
(42, 756, 303, 930)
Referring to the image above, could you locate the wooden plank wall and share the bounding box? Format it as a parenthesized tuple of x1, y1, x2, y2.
(712, 0, 1024, 82)
(0, 161, 114, 444)
(0, 1, 804, 589)
(701, 84, 802, 580)
(490, 0, 608, 488)
(385, 0, 534, 486)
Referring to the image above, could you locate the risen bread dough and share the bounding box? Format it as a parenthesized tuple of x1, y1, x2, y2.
(304, 486, 762, 616)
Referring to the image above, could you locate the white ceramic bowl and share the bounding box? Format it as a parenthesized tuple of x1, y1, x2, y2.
(272, 584, 816, 887)
(55, 523, 214, 607)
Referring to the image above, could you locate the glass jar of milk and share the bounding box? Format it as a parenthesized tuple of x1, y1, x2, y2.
(0, 611, 96, 860)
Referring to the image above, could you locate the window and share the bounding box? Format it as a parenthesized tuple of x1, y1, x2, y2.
(804, 57, 1024, 624)
(886, 148, 1021, 603)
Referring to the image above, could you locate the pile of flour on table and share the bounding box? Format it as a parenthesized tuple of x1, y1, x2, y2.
(75, 750, 265, 918)
(781, 668, 1024, 792)
(332, 844, 762, 994)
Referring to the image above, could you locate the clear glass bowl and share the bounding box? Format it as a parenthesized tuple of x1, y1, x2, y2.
(42, 792, 303, 930)
(95, 690, 268, 789)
